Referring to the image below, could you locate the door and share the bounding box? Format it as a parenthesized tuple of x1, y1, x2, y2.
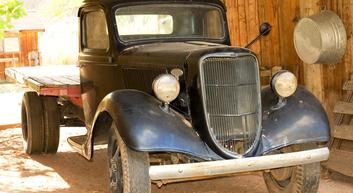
(79, 7, 124, 128)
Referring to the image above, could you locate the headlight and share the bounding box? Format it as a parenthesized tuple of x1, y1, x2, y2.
(271, 71, 298, 98)
(152, 74, 180, 103)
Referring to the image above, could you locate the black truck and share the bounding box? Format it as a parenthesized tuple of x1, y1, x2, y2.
(20, 0, 330, 192)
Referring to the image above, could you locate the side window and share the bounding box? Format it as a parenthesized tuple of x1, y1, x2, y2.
(83, 10, 109, 50)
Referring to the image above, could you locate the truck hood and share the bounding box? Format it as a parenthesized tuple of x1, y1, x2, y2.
(118, 41, 256, 84)
(118, 42, 230, 67)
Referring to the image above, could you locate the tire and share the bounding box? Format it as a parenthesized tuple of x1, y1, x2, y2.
(41, 96, 60, 153)
(21, 91, 45, 154)
(263, 144, 321, 193)
(108, 123, 151, 193)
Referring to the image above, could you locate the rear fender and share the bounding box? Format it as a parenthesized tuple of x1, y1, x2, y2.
(86, 89, 221, 160)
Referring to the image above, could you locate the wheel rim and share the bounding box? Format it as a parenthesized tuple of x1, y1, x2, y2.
(109, 137, 123, 193)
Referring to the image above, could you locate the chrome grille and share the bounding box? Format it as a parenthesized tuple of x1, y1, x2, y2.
(201, 56, 260, 155)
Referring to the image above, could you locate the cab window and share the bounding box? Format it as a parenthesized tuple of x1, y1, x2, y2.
(82, 10, 109, 50)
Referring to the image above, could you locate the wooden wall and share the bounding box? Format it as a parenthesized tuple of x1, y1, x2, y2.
(0, 29, 43, 80)
(224, 0, 301, 78)
(313, 0, 353, 122)
(224, 0, 353, 123)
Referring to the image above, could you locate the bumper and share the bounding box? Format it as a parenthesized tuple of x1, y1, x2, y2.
(149, 147, 329, 181)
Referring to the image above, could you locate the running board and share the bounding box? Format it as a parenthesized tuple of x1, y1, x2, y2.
(67, 134, 107, 159)
(67, 135, 87, 156)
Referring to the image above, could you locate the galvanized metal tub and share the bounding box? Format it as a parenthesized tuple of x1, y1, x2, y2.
(294, 10, 347, 64)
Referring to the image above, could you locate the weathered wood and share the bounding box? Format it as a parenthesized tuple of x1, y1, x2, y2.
(5, 65, 79, 84)
(278, 0, 301, 78)
(333, 125, 353, 141)
(333, 102, 353, 115)
(327, 149, 353, 177)
(5, 65, 81, 97)
(0, 123, 21, 130)
(300, 0, 325, 103)
(343, 80, 353, 91)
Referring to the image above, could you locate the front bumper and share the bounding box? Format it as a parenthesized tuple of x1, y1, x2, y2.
(149, 147, 329, 181)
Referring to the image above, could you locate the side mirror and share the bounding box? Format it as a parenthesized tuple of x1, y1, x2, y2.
(259, 22, 272, 36)
(245, 22, 272, 48)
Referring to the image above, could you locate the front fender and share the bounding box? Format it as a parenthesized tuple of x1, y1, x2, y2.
(257, 86, 331, 155)
(91, 89, 221, 161)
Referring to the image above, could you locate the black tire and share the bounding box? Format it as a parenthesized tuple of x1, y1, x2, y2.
(41, 96, 60, 153)
(263, 144, 321, 193)
(21, 91, 45, 154)
(108, 123, 151, 193)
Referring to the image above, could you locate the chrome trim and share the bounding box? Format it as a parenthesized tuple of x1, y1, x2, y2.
(198, 52, 262, 158)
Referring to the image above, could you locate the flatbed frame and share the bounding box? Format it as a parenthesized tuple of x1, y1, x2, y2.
(5, 65, 82, 106)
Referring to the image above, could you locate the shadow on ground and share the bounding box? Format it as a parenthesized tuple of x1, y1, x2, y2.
(1, 127, 353, 193)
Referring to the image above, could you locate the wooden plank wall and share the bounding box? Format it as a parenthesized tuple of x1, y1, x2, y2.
(224, 0, 301, 78)
(224, 0, 353, 123)
(0, 52, 20, 80)
(319, 0, 353, 122)
(0, 30, 43, 80)
(18, 30, 41, 67)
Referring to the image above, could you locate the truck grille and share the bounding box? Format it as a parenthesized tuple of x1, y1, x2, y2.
(200, 55, 261, 155)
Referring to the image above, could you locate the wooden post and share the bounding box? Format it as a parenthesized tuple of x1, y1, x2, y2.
(299, 0, 325, 102)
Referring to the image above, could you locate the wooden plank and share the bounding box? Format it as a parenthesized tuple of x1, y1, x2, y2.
(333, 102, 353, 115)
(237, 0, 248, 47)
(5, 65, 79, 84)
(258, 0, 281, 68)
(319, 0, 353, 124)
(300, 0, 325, 103)
(327, 149, 353, 177)
(343, 80, 353, 91)
(278, 0, 301, 77)
(0, 123, 21, 130)
(333, 125, 353, 141)
(245, 0, 260, 54)
(224, 0, 240, 46)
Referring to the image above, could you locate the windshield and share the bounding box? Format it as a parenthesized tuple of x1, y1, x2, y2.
(115, 4, 225, 43)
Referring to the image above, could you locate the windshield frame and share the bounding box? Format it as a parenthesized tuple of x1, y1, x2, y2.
(111, 1, 229, 47)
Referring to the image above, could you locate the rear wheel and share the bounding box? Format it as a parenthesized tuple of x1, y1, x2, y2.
(41, 96, 60, 153)
(21, 92, 45, 154)
(108, 123, 151, 193)
(263, 144, 321, 193)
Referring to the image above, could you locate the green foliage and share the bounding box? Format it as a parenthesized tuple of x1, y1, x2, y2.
(41, 0, 83, 19)
(0, 0, 27, 38)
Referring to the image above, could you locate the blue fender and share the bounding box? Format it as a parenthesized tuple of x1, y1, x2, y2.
(256, 86, 331, 155)
(91, 89, 221, 160)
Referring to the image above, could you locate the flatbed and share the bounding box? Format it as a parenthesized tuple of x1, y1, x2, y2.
(5, 65, 82, 106)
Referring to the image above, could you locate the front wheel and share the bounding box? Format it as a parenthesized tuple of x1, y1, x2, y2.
(263, 144, 321, 193)
(108, 123, 151, 193)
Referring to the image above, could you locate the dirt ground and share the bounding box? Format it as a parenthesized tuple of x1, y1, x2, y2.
(1, 127, 353, 193)
(1, 83, 353, 193)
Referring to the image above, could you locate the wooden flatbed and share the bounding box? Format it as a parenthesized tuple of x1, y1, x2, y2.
(5, 65, 81, 98)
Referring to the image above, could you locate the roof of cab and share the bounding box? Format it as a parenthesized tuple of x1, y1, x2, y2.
(82, 0, 226, 9)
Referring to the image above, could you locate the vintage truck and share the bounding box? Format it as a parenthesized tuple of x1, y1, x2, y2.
(15, 0, 331, 192)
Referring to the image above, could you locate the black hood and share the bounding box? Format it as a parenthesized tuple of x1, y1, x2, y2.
(118, 42, 225, 67)
(118, 42, 253, 69)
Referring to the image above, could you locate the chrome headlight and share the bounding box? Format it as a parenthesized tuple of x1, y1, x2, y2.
(271, 71, 298, 98)
(152, 74, 180, 103)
